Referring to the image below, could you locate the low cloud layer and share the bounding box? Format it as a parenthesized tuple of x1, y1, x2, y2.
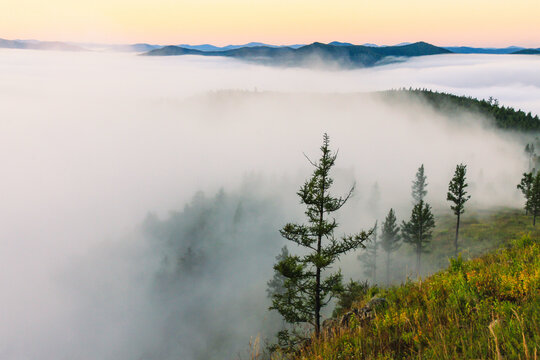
(0, 50, 538, 359)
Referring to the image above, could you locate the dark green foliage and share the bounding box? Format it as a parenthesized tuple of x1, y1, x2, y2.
(447, 164, 470, 216)
(412, 164, 427, 204)
(267, 246, 289, 298)
(382, 89, 540, 132)
(380, 208, 401, 284)
(531, 172, 540, 226)
(141, 189, 286, 360)
(358, 221, 378, 283)
(270, 134, 371, 344)
(403, 165, 435, 275)
(332, 279, 370, 317)
(401, 200, 436, 275)
(517, 172, 534, 215)
(447, 163, 471, 257)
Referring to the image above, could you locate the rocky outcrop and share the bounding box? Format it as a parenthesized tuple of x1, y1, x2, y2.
(326, 297, 389, 332)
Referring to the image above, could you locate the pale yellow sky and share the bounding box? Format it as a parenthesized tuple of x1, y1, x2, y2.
(1, 0, 539, 47)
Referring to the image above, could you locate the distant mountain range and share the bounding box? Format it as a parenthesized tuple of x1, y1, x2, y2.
(0, 39, 163, 52)
(105, 43, 162, 52)
(177, 42, 305, 51)
(143, 41, 452, 67)
(442, 46, 525, 54)
(0, 38, 85, 51)
(1, 37, 538, 68)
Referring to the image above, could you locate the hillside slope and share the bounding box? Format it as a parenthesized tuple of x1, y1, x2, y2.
(381, 89, 540, 132)
(512, 49, 540, 55)
(294, 234, 539, 360)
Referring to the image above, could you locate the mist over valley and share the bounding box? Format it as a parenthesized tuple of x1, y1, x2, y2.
(0, 49, 539, 359)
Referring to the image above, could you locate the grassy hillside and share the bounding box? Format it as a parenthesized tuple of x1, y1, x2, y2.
(287, 231, 539, 360)
(425, 208, 540, 274)
(202, 89, 540, 133)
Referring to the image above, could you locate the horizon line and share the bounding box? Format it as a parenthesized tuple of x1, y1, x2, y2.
(1, 36, 540, 49)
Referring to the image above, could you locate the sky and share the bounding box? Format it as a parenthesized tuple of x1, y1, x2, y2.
(1, 0, 539, 47)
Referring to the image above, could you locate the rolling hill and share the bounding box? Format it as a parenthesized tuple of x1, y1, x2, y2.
(142, 41, 451, 67)
(444, 46, 524, 54)
(176, 42, 305, 51)
(382, 89, 540, 132)
(512, 48, 540, 55)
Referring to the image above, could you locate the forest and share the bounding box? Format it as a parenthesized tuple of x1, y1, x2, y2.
(383, 89, 540, 132)
(260, 133, 539, 359)
(136, 90, 539, 360)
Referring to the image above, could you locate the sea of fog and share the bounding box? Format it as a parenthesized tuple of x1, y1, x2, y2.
(0, 49, 539, 360)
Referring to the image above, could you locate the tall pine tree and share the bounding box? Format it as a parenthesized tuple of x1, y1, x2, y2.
(358, 221, 378, 283)
(412, 164, 428, 204)
(401, 200, 435, 275)
(270, 134, 371, 345)
(403, 165, 434, 275)
(517, 172, 534, 215)
(447, 164, 471, 257)
(380, 208, 401, 285)
(530, 171, 540, 226)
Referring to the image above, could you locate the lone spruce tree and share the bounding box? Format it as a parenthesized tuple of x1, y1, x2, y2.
(447, 164, 471, 257)
(380, 208, 401, 285)
(401, 200, 435, 275)
(517, 172, 534, 215)
(270, 134, 371, 342)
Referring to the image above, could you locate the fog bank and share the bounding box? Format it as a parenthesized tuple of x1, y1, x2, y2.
(0, 50, 538, 359)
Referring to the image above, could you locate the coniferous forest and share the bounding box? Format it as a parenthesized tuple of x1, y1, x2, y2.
(135, 91, 540, 360)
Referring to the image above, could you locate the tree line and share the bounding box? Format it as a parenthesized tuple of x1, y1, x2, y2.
(517, 143, 540, 225)
(384, 89, 540, 132)
(268, 134, 471, 352)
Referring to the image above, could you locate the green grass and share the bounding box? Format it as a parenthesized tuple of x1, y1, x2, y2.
(428, 208, 540, 266)
(290, 229, 540, 359)
(251, 208, 539, 359)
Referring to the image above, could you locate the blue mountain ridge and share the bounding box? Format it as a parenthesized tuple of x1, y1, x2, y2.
(142, 41, 453, 68)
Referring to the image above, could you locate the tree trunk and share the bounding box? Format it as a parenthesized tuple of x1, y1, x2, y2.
(416, 245, 421, 276)
(454, 213, 461, 258)
(386, 251, 390, 285)
(314, 172, 326, 338)
(417, 216, 422, 276)
(534, 212, 537, 226)
(315, 265, 321, 337)
(315, 225, 322, 337)
(373, 245, 377, 283)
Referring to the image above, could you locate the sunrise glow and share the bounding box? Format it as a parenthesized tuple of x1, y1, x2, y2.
(1, 0, 539, 46)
